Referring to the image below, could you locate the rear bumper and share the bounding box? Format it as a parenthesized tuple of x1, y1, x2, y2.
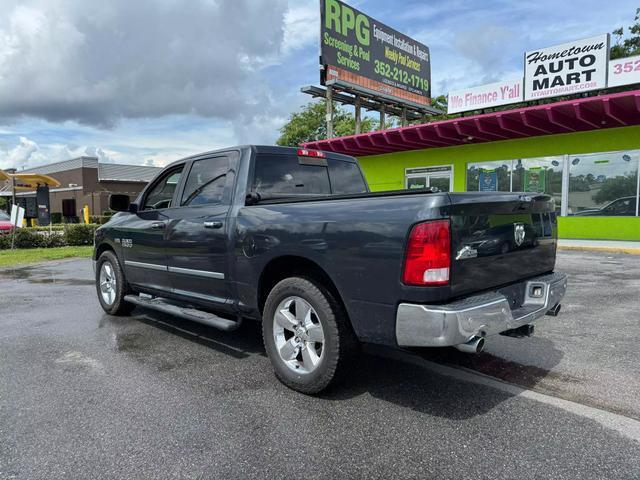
(395, 272, 567, 347)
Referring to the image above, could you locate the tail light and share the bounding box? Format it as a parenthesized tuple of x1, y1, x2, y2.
(402, 220, 451, 286)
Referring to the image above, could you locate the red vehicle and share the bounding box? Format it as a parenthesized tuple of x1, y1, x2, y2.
(0, 211, 13, 233)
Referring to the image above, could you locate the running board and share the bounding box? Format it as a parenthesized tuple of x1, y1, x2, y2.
(124, 294, 241, 332)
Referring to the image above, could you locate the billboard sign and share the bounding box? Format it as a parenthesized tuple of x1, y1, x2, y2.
(608, 54, 640, 88)
(320, 0, 431, 106)
(447, 80, 523, 114)
(524, 34, 609, 101)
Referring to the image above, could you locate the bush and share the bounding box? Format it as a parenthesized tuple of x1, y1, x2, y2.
(13, 229, 47, 249)
(64, 224, 98, 246)
(0, 224, 98, 250)
(43, 233, 67, 248)
(0, 234, 11, 250)
(50, 212, 62, 224)
(31, 225, 65, 232)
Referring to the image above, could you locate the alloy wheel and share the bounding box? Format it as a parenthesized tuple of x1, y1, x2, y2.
(272, 296, 325, 374)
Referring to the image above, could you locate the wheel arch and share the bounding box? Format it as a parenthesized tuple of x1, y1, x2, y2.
(94, 241, 116, 261)
(257, 255, 350, 324)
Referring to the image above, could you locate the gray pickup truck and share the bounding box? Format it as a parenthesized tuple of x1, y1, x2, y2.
(94, 145, 567, 393)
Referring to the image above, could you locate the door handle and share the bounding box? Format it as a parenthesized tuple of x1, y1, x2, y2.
(204, 221, 223, 229)
(151, 221, 166, 230)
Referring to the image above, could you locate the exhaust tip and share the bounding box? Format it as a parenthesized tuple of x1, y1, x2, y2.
(454, 336, 485, 354)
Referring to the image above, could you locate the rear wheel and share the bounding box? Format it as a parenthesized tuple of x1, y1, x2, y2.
(96, 250, 134, 316)
(262, 277, 358, 394)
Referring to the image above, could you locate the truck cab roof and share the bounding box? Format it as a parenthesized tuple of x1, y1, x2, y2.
(163, 145, 358, 170)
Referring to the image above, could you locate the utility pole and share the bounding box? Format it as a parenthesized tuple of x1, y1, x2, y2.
(401, 107, 408, 127)
(379, 103, 386, 131)
(11, 176, 16, 207)
(326, 86, 334, 139)
(354, 96, 361, 135)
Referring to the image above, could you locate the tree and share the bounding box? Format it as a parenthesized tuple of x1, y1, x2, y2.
(610, 8, 640, 59)
(276, 102, 376, 147)
(427, 95, 451, 121)
(593, 172, 638, 204)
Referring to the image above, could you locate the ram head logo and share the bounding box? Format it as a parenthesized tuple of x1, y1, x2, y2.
(514, 223, 526, 247)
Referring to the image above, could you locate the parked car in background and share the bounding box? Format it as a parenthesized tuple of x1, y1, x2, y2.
(574, 196, 638, 216)
(0, 211, 13, 233)
(94, 145, 567, 394)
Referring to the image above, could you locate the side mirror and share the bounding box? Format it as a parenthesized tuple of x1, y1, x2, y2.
(128, 202, 139, 214)
(109, 194, 131, 212)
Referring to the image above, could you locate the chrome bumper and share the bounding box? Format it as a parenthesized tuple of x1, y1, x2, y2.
(396, 272, 567, 347)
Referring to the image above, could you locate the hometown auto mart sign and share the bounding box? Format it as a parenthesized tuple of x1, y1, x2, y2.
(447, 33, 640, 114)
(524, 34, 609, 101)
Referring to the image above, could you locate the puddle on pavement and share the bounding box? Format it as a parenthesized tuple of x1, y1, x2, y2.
(0, 265, 94, 286)
(113, 332, 151, 353)
(112, 330, 201, 372)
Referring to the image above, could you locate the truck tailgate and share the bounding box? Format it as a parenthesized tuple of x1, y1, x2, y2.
(448, 192, 557, 298)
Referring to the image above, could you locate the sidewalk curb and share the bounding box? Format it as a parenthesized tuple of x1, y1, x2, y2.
(558, 245, 640, 255)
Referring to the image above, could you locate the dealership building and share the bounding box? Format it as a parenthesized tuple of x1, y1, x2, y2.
(309, 13, 640, 242)
(0, 157, 161, 219)
(303, 88, 640, 241)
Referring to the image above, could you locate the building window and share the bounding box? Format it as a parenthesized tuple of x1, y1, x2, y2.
(467, 149, 640, 217)
(516, 157, 564, 215)
(568, 150, 639, 217)
(467, 157, 563, 213)
(467, 161, 512, 192)
(406, 165, 453, 192)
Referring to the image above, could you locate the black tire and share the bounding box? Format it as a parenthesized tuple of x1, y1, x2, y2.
(262, 276, 358, 394)
(95, 250, 135, 316)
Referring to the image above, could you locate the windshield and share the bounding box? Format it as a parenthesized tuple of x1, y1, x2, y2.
(253, 154, 367, 197)
(0, 211, 9, 221)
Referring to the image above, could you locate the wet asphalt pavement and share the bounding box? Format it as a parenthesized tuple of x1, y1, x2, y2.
(1, 251, 639, 479)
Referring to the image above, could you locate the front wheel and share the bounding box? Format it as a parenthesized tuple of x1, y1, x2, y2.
(95, 250, 134, 316)
(262, 277, 358, 394)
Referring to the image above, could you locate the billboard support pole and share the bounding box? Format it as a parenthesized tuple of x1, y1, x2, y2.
(379, 104, 386, 131)
(326, 86, 334, 139)
(401, 107, 407, 127)
(354, 96, 361, 135)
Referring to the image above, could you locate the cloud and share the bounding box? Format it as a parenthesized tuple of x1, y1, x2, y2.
(452, 25, 514, 80)
(283, 0, 318, 54)
(0, 0, 289, 127)
(0, 136, 124, 170)
(2, 136, 42, 169)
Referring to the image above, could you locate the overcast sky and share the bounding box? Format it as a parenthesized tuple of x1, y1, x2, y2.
(0, 0, 637, 170)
